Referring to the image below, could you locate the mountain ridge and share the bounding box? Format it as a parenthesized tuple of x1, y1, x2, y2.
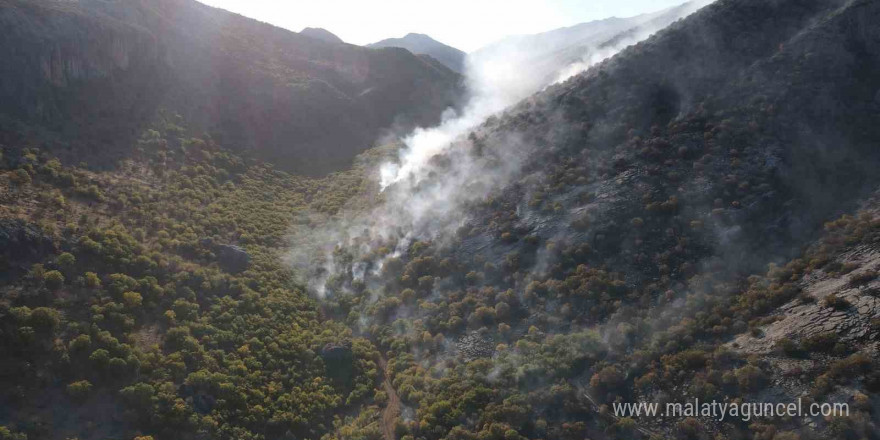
(368, 33, 466, 73)
(0, 0, 464, 175)
(299, 26, 344, 44)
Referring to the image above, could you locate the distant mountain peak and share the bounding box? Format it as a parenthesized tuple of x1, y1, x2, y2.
(368, 33, 466, 73)
(403, 33, 432, 39)
(300, 27, 344, 44)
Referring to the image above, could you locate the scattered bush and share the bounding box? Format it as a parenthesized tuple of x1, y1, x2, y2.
(66, 380, 93, 400)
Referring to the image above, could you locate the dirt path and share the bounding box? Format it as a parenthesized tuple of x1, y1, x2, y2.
(377, 355, 401, 440)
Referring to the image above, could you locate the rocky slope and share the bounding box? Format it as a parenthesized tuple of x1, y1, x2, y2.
(0, 0, 463, 175)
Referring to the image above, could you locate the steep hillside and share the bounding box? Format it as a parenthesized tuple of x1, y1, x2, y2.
(368, 33, 466, 73)
(0, 0, 463, 175)
(0, 118, 386, 440)
(302, 0, 880, 438)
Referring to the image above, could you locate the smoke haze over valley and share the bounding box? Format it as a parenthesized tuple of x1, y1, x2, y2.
(1, 1, 880, 440)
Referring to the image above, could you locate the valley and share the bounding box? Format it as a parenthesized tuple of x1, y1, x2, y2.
(1, 0, 879, 439)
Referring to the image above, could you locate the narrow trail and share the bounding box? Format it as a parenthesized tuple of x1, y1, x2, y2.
(377, 354, 401, 440)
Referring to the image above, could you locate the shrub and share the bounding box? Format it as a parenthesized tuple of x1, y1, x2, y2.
(849, 270, 877, 287)
(590, 365, 624, 392)
(29, 307, 61, 330)
(374, 390, 388, 405)
(735, 365, 766, 392)
(66, 380, 93, 400)
(89, 349, 111, 367)
(9, 168, 31, 185)
(120, 383, 156, 409)
(662, 350, 708, 371)
(123, 291, 143, 309)
(84, 272, 101, 288)
(43, 270, 65, 290)
(774, 337, 801, 357)
(69, 334, 91, 352)
(823, 293, 850, 310)
(801, 332, 839, 353)
(0, 426, 27, 440)
(57, 252, 76, 268)
(494, 302, 511, 321)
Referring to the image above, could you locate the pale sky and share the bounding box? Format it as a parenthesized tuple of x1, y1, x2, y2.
(195, 0, 688, 52)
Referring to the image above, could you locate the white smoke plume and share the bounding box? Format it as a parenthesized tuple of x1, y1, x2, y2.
(552, 1, 709, 84)
(289, 2, 711, 299)
(381, 0, 708, 193)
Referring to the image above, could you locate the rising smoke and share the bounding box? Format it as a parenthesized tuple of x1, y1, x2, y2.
(288, 2, 711, 300)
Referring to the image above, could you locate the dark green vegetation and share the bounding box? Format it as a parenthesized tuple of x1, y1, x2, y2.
(2, 0, 880, 439)
(0, 119, 387, 439)
(0, 0, 463, 175)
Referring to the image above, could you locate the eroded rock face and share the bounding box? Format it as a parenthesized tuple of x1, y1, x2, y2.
(730, 245, 880, 355)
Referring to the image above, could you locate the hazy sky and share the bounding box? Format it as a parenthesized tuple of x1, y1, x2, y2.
(196, 0, 688, 52)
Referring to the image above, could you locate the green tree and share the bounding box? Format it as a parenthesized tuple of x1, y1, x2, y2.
(29, 307, 61, 331)
(89, 349, 111, 368)
(57, 252, 76, 269)
(123, 291, 143, 309)
(66, 380, 93, 400)
(84, 272, 102, 288)
(43, 270, 65, 290)
(735, 365, 766, 392)
(120, 382, 156, 409)
(69, 334, 92, 353)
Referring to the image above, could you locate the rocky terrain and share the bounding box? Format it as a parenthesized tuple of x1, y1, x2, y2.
(731, 246, 880, 355)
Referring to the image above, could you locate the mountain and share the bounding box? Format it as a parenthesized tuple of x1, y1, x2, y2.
(368, 33, 466, 73)
(299, 27, 344, 44)
(2, 0, 880, 439)
(0, 0, 463, 175)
